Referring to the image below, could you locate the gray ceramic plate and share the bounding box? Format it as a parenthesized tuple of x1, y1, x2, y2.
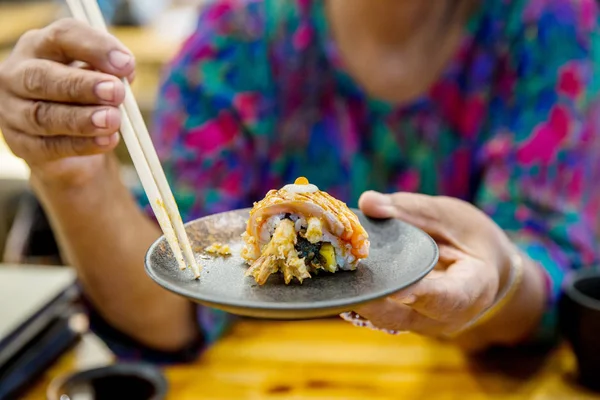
(145, 209, 438, 319)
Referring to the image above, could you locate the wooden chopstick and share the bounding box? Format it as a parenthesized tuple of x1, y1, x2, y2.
(65, 0, 201, 278)
(78, 0, 200, 277)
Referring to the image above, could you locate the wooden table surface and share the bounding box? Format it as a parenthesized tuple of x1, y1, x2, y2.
(22, 318, 600, 399)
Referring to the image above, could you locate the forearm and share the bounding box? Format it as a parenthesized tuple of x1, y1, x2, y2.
(453, 254, 547, 352)
(31, 155, 197, 351)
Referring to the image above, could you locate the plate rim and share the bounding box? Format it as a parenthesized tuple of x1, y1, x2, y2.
(144, 208, 439, 312)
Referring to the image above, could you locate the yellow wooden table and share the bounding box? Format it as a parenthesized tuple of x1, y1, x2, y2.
(21, 318, 600, 399)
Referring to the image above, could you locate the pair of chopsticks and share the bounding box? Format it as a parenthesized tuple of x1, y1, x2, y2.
(65, 0, 201, 278)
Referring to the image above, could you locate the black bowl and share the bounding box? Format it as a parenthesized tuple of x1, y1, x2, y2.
(559, 269, 600, 391)
(46, 363, 168, 400)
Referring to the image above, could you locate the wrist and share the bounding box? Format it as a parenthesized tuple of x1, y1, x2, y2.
(453, 251, 547, 351)
(30, 155, 129, 220)
(30, 154, 116, 193)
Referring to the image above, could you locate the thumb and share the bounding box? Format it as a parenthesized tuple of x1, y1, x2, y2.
(358, 191, 397, 219)
(359, 191, 445, 233)
(359, 191, 464, 251)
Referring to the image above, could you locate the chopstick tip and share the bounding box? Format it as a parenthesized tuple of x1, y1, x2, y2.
(191, 261, 202, 279)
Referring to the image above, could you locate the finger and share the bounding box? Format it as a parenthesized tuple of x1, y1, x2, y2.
(6, 98, 121, 137)
(10, 59, 125, 105)
(388, 192, 508, 254)
(6, 129, 119, 163)
(436, 243, 469, 266)
(358, 190, 397, 219)
(359, 191, 445, 231)
(360, 190, 448, 233)
(433, 244, 461, 270)
(359, 191, 467, 251)
(75, 62, 135, 83)
(390, 256, 496, 324)
(127, 70, 136, 84)
(353, 298, 448, 336)
(20, 19, 135, 77)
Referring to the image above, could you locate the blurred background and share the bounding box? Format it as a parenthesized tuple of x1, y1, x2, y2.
(0, 0, 206, 267)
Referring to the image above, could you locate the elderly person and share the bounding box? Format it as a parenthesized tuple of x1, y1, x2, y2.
(0, 0, 598, 362)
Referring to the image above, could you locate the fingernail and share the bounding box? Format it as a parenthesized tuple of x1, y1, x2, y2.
(91, 109, 108, 128)
(369, 191, 392, 205)
(95, 135, 111, 146)
(398, 295, 417, 305)
(109, 50, 132, 69)
(95, 81, 115, 102)
(368, 192, 396, 215)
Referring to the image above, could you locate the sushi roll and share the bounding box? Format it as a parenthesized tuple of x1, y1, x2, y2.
(241, 177, 370, 285)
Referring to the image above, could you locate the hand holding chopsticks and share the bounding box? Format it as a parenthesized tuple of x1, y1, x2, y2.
(65, 0, 201, 278)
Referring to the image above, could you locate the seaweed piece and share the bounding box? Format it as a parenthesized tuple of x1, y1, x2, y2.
(295, 236, 322, 266)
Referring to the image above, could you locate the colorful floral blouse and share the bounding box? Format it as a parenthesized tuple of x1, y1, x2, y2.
(96, 0, 600, 361)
